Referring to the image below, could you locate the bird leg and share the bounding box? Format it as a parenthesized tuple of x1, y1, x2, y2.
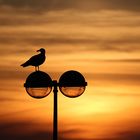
(35, 66, 39, 71)
(37, 66, 39, 71)
(35, 66, 37, 71)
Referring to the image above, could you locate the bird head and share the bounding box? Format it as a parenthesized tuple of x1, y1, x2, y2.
(37, 48, 45, 54)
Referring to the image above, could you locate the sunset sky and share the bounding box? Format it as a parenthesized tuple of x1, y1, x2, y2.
(0, 0, 140, 140)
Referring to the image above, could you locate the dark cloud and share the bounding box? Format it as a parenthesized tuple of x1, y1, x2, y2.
(86, 73, 140, 86)
(93, 129, 140, 140)
(0, 9, 140, 27)
(1, 67, 140, 86)
(114, 130, 140, 140)
(0, 120, 91, 140)
(62, 128, 140, 140)
(1, 119, 139, 140)
(0, 0, 140, 12)
(0, 35, 140, 52)
(100, 59, 140, 63)
(0, 121, 52, 140)
(0, 0, 54, 11)
(1, 120, 140, 140)
(0, 97, 26, 102)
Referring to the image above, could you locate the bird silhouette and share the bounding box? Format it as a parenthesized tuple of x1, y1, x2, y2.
(21, 48, 46, 71)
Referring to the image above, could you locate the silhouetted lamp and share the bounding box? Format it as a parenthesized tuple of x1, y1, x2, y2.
(24, 71, 52, 99)
(59, 70, 87, 98)
(23, 70, 87, 140)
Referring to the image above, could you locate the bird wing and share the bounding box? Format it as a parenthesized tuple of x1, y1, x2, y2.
(21, 54, 40, 67)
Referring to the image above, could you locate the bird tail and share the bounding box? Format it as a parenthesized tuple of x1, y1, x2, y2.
(20, 62, 29, 67)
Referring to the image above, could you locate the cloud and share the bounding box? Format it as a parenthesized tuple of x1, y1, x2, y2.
(0, 9, 139, 53)
(93, 129, 140, 140)
(0, 36, 140, 53)
(100, 59, 140, 63)
(0, 0, 54, 12)
(114, 130, 140, 140)
(1, 120, 139, 140)
(0, 0, 140, 12)
(87, 73, 140, 83)
(0, 120, 90, 140)
(0, 97, 26, 102)
(1, 66, 140, 85)
(0, 120, 52, 140)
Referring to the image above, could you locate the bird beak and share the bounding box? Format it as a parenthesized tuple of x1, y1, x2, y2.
(37, 49, 40, 52)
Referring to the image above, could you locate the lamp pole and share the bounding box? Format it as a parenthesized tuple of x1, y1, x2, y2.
(53, 80, 58, 140)
(24, 70, 87, 140)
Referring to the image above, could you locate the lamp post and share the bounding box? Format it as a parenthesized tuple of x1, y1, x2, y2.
(24, 70, 87, 140)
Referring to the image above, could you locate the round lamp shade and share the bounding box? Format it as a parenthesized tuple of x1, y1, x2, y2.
(59, 70, 87, 98)
(24, 71, 52, 99)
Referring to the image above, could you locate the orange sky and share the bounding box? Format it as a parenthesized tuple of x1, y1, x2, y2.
(0, 0, 140, 140)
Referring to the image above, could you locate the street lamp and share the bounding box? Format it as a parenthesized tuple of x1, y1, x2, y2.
(24, 71, 53, 98)
(24, 70, 87, 140)
(59, 70, 87, 98)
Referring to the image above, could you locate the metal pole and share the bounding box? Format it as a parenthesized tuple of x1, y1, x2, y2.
(53, 80, 58, 140)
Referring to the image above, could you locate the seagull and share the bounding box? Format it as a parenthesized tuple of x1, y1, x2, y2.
(21, 48, 46, 71)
